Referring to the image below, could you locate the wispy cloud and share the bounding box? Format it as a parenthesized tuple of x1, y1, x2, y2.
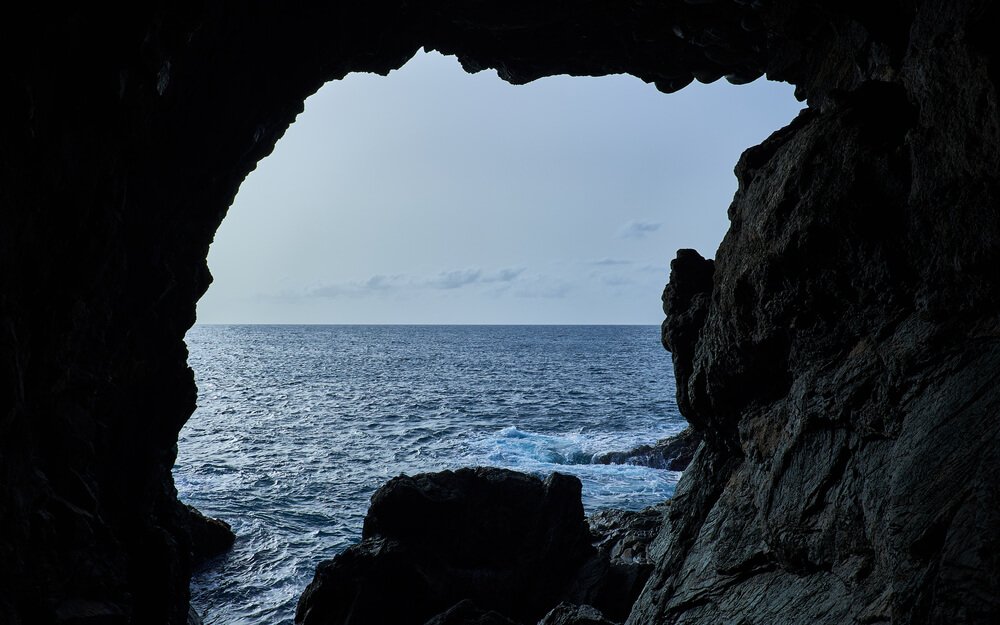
(590, 258, 634, 266)
(484, 267, 526, 282)
(306, 266, 527, 298)
(426, 269, 482, 289)
(617, 220, 661, 239)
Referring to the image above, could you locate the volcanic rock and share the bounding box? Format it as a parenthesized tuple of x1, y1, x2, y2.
(593, 428, 701, 471)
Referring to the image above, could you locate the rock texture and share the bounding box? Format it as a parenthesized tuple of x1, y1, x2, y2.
(631, 4, 1000, 622)
(593, 427, 701, 471)
(1, 1, 999, 624)
(538, 603, 616, 625)
(565, 505, 666, 623)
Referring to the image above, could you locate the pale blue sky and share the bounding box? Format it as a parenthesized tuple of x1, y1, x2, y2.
(196, 51, 802, 324)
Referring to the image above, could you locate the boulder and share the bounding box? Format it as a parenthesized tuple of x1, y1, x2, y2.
(295, 468, 593, 625)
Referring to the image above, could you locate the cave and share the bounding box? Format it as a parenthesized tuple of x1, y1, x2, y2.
(2, 2, 999, 625)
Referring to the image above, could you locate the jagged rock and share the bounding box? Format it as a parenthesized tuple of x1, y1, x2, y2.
(593, 427, 701, 471)
(538, 603, 616, 625)
(563, 505, 666, 622)
(185, 505, 235, 566)
(631, 44, 1000, 625)
(295, 468, 593, 625)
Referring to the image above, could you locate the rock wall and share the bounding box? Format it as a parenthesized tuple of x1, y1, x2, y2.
(0, 1, 997, 624)
(642, 2, 1000, 622)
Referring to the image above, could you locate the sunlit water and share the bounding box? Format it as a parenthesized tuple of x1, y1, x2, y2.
(175, 325, 684, 625)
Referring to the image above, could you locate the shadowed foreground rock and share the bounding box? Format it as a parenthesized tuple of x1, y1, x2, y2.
(295, 468, 593, 625)
(296, 468, 662, 625)
(422, 600, 521, 625)
(564, 505, 666, 623)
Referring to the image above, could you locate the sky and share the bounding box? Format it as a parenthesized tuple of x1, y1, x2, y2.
(196, 50, 802, 325)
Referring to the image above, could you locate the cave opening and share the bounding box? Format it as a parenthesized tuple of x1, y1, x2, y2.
(173, 50, 800, 624)
(5, 4, 999, 625)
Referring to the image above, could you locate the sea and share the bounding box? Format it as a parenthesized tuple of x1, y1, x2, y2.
(174, 324, 686, 625)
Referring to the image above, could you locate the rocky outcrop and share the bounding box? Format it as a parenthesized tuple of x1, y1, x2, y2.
(1, 1, 998, 624)
(565, 505, 666, 623)
(593, 428, 701, 471)
(185, 506, 235, 567)
(296, 469, 664, 625)
(296, 468, 594, 625)
(629, 9, 1000, 622)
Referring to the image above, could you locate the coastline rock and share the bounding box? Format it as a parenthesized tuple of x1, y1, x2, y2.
(593, 428, 701, 471)
(564, 505, 666, 622)
(628, 32, 1000, 622)
(185, 505, 235, 566)
(295, 468, 593, 625)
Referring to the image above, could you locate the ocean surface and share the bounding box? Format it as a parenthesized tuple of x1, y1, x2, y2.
(174, 325, 685, 625)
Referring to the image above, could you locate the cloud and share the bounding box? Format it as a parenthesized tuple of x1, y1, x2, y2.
(482, 267, 526, 282)
(306, 266, 527, 297)
(618, 220, 661, 239)
(426, 269, 482, 289)
(364, 274, 404, 290)
(590, 258, 634, 266)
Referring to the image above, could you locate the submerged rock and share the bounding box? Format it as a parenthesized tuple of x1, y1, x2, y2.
(295, 468, 594, 625)
(593, 427, 701, 471)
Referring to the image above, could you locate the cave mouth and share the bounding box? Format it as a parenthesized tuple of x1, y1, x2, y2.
(7, 4, 999, 625)
(173, 50, 800, 624)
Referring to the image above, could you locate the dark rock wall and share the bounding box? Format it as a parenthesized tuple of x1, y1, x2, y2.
(645, 2, 1000, 623)
(0, 1, 996, 624)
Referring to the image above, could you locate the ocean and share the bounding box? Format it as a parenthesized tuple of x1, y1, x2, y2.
(174, 325, 685, 625)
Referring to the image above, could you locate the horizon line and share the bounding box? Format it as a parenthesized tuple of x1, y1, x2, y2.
(191, 322, 662, 327)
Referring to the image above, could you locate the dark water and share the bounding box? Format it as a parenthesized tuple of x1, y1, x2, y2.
(175, 325, 685, 625)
